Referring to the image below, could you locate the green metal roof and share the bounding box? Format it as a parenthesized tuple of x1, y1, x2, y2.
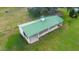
(22, 16, 64, 37)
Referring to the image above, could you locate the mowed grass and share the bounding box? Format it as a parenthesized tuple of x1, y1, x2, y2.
(5, 8, 79, 51)
(6, 32, 27, 51)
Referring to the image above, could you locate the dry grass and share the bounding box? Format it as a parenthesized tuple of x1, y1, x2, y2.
(0, 7, 31, 50)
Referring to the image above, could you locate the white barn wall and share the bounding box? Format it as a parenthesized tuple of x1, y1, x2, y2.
(18, 20, 40, 44)
(29, 35, 39, 44)
(38, 25, 60, 38)
(18, 25, 39, 44)
(18, 25, 31, 43)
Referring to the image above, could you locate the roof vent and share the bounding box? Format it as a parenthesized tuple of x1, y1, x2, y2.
(74, 8, 79, 12)
(41, 16, 45, 22)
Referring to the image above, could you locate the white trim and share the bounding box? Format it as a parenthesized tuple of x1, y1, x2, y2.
(18, 19, 40, 28)
(39, 25, 59, 37)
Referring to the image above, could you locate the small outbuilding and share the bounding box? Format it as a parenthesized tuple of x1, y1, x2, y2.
(18, 16, 64, 44)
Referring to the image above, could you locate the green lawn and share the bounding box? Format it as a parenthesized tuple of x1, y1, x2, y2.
(1, 8, 79, 51)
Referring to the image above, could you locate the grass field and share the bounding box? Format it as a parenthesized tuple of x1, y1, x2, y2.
(0, 7, 31, 50)
(0, 8, 79, 51)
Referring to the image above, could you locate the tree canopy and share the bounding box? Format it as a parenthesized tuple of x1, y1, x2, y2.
(27, 7, 58, 18)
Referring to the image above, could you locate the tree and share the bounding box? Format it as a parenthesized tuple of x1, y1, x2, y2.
(27, 8, 41, 18)
(27, 7, 58, 18)
(68, 8, 79, 18)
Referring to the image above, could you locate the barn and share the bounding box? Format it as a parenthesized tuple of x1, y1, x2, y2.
(18, 16, 64, 44)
